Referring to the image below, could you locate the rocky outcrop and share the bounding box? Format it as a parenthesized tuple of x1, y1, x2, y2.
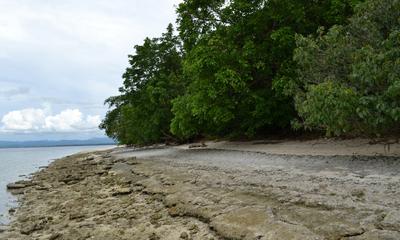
(1, 147, 400, 240)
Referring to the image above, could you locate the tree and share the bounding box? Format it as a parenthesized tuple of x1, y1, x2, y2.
(171, 0, 362, 139)
(293, 0, 400, 136)
(100, 24, 183, 145)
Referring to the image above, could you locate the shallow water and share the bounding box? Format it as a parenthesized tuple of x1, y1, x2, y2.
(0, 145, 114, 225)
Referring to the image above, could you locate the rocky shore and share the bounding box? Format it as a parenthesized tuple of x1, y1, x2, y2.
(1, 142, 400, 239)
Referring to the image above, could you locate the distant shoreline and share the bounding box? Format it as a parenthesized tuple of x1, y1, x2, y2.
(0, 143, 116, 149)
(0, 138, 116, 149)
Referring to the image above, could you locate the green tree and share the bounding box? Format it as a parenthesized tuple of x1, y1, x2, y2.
(100, 24, 183, 145)
(171, 0, 361, 139)
(293, 0, 400, 136)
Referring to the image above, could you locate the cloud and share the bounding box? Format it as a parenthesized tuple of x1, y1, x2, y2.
(1, 108, 101, 133)
(1, 108, 46, 131)
(0, 0, 182, 140)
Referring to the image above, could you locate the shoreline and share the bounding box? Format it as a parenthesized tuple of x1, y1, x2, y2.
(196, 138, 400, 157)
(0, 145, 116, 227)
(1, 140, 400, 239)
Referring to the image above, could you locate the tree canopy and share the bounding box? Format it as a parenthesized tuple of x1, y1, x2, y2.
(293, 0, 400, 136)
(100, 0, 400, 144)
(170, 0, 362, 139)
(100, 24, 183, 145)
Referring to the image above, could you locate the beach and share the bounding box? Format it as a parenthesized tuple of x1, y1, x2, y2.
(1, 140, 400, 239)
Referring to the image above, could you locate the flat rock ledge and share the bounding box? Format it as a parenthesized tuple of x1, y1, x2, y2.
(0, 147, 400, 240)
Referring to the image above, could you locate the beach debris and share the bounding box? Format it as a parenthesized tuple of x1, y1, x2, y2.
(188, 142, 207, 148)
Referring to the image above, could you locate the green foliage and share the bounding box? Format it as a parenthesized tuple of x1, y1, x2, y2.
(100, 24, 183, 145)
(171, 0, 361, 139)
(293, 0, 400, 136)
(101, 0, 374, 144)
(295, 81, 359, 136)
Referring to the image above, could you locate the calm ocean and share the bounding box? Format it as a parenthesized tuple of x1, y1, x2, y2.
(0, 145, 115, 225)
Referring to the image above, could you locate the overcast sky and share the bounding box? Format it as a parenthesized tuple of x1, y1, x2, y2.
(0, 0, 181, 141)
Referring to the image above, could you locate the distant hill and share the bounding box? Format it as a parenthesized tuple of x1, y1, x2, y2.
(0, 138, 116, 148)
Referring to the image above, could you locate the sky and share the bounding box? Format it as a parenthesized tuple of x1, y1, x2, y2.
(0, 0, 181, 141)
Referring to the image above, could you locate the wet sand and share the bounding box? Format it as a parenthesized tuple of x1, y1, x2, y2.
(1, 140, 400, 239)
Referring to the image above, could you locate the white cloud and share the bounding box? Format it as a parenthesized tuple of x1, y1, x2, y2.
(1, 108, 46, 131)
(1, 108, 101, 133)
(0, 0, 182, 140)
(44, 109, 82, 131)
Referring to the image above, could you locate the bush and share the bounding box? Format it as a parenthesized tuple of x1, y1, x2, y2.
(293, 0, 400, 136)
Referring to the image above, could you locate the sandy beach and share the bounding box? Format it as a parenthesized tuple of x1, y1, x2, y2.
(1, 139, 400, 239)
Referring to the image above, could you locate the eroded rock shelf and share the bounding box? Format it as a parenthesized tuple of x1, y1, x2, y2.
(1, 146, 400, 240)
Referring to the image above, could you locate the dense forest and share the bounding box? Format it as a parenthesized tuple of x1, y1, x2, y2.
(100, 0, 400, 145)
